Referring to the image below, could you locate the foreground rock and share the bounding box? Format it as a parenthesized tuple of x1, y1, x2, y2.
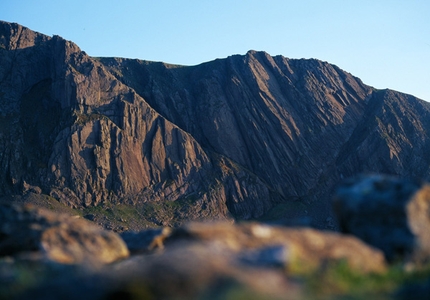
(120, 221, 386, 275)
(333, 174, 430, 264)
(0, 204, 129, 264)
(0, 203, 387, 299)
(7, 220, 386, 300)
(168, 221, 387, 274)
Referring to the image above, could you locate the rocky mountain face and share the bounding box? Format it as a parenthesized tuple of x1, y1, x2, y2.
(1, 21, 430, 227)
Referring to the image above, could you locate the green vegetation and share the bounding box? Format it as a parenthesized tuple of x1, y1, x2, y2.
(301, 261, 430, 299)
(80, 203, 155, 230)
(78, 193, 202, 231)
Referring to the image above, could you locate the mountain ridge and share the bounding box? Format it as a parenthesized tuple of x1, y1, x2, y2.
(1, 20, 429, 228)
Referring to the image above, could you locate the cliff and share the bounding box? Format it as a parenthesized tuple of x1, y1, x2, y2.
(1, 21, 429, 227)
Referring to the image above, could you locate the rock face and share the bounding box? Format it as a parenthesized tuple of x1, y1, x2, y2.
(0, 203, 129, 264)
(333, 175, 430, 264)
(1, 21, 430, 225)
(0, 21, 272, 223)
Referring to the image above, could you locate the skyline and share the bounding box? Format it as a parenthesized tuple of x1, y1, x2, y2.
(2, 0, 429, 101)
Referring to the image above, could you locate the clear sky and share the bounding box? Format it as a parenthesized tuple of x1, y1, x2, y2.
(2, 0, 429, 101)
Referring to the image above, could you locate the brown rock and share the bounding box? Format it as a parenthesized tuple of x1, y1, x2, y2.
(104, 221, 386, 299)
(170, 221, 386, 274)
(0, 203, 129, 264)
(406, 185, 430, 264)
(333, 174, 430, 265)
(113, 237, 301, 300)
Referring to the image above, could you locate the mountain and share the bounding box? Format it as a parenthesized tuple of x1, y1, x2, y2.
(1, 21, 429, 228)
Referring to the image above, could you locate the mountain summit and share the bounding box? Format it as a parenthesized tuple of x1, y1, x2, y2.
(1, 21, 429, 228)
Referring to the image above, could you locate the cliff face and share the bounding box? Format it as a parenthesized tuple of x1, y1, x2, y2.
(1, 21, 430, 226)
(99, 52, 430, 223)
(99, 53, 371, 204)
(0, 21, 274, 222)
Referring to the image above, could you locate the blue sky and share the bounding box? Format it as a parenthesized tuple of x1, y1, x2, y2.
(2, 0, 429, 101)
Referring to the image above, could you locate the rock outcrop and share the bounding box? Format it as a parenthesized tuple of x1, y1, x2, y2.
(0, 203, 129, 264)
(169, 221, 386, 274)
(334, 175, 430, 264)
(0, 203, 387, 300)
(1, 21, 430, 226)
(108, 221, 387, 300)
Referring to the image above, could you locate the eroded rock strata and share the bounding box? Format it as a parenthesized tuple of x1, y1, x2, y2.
(1, 21, 430, 227)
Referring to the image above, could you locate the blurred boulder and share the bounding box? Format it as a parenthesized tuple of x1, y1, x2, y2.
(169, 221, 386, 274)
(333, 174, 430, 264)
(0, 204, 129, 264)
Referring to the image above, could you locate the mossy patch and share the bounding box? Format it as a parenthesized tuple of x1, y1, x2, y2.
(78, 194, 203, 231)
(301, 261, 430, 299)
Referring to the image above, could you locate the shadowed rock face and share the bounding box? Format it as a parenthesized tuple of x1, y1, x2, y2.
(1, 21, 430, 226)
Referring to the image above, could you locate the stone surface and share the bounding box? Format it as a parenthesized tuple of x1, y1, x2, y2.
(333, 174, 430, 264)
(169, 221, 387, 274)
(407, 185, 430, 264)
(109, 243, 300, 300)
(91, 221, 386, 299)
(0, 203, 129, 264)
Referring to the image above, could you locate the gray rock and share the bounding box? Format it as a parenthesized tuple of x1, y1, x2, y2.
(170, 221, 386, 274)
(239, 245, 290, 267)
(333, 174, 430, 264)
